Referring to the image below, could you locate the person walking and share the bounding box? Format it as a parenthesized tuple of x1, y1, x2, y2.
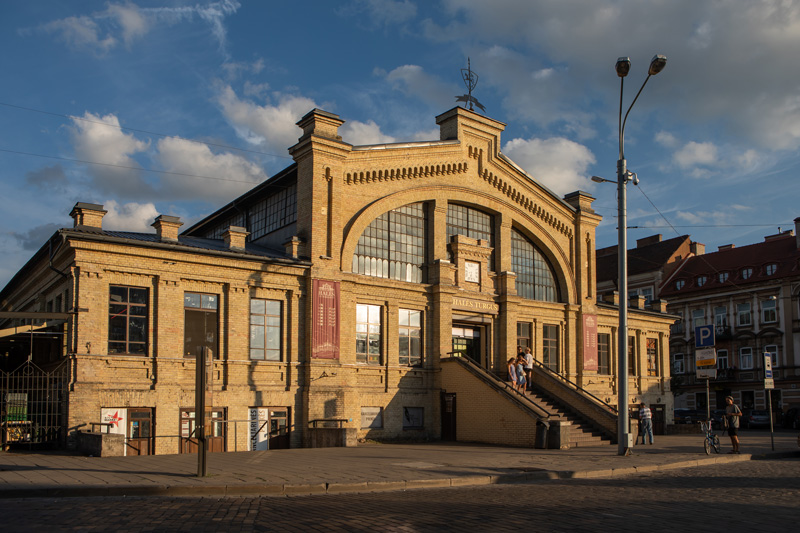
(724, 395, 742, 454)
(515, 355, 527, 393)
(507, 357, 518, 390)
(639, 402, 654, 445)
(523, 347, 533, 391)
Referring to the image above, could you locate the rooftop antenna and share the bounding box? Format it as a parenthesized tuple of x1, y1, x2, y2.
(456, 58, 485, 112)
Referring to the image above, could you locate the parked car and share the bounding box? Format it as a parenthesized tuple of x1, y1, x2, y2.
(742, 409, 771, 429)
(781, 407, 799, 429)
(673, 409, 703, 424)
(710, 409, 727, 429)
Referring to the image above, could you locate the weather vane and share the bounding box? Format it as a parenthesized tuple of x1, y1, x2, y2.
(456, 58, 485, 112)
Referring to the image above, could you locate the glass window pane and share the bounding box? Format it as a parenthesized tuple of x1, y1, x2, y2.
(128, 317, 147, 342)
(250, 299, 265, 314)
(109, 316, 127, 341)
(409, 311, 421, 327)
(356, 305, 369, 323)
(201, 294, 217, 310)
(184, 293, 201, 308)
(251, 315, 265, 325)
(129, 288, 147, 305)
(251, 325, 265, 348)
(265, 300, 280, 315)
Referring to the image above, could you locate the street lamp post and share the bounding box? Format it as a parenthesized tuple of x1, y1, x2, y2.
(595, 54, 666, 456)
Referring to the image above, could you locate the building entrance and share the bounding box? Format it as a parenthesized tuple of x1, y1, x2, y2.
(452, 326, 482, 365)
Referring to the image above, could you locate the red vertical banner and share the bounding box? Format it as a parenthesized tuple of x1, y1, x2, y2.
(312, 279, 340, 359)
(583, 314, 598, 371)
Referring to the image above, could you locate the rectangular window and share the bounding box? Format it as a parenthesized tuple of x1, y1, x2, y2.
(402, 407, 424, 429)
(737, 302, 751, 326)
(184, 292, 218, 358)
(597, 333, 610, 374)
(714, 306, 727, 329)
(691, 309, 705, 330)
(542, 325, 559, 372)
(646, 338, 658, 377)
(764, 345, 778, 368)
(761, 299, 777, 324)
(109, 285, 148, 355)
(628, 336, 637, 376)
(398, 309, 422, 366)
(356, 304, 382, 364)
(671, 312, 684, 335)
(740, 347, 753, 369)
(672, 353, 684, 374)
(249, 299, 282, 361)
(516, 322, 531, 350)
(717, 349, 728, 370)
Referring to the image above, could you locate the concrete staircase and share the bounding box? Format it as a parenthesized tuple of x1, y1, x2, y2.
(524, 387, 612, 447)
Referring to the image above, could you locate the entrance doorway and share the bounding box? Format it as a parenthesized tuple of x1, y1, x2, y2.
(268, 408, 290, 449)
(452, 326, 482, 364)
(126, 409, 153, 455)
(441, 392, 456, 441)
(179, 408, 226, 453)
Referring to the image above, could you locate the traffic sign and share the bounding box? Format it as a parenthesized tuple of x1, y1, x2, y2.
(695, 347, 717, 367)
(764, 353, 774, 389)
(695, 325, 715, 348)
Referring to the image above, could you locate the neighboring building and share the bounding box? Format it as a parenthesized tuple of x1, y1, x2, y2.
(596, 234, 700, 306)
(0, 107, 674, 455)
(658, 222, 800, 419)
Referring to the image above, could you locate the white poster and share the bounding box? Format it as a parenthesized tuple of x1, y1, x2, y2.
(100, 408, 127, 435)
(249, 407, 270, 451)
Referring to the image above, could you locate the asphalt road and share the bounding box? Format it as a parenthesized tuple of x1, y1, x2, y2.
(2, 457, 797, 532)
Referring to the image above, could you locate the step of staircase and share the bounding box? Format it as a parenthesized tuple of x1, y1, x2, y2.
(524, 388, 613, 447)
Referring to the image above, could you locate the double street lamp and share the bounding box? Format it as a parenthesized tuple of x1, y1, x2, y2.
(593, 54, 667, 456)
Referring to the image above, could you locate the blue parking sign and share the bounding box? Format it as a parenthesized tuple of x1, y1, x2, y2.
(695, 325, 715, 348)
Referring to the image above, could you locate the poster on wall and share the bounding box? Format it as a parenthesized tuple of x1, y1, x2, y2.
(100, 408, 127, 456)
(582, 314, 598, 371)
(312, 279, 340, 359)
(249, 407, 270, 451)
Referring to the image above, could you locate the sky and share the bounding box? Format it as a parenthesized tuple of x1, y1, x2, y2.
(2, 0, 800, 289)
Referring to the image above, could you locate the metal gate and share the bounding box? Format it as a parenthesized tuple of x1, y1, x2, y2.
(1, 359, 68, 450)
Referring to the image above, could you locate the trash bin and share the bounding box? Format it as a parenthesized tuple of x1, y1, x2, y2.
(535, 420, 549, 449)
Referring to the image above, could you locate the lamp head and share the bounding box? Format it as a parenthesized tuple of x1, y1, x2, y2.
(648, 54, 667, 75)
(615, 57, 631, 78)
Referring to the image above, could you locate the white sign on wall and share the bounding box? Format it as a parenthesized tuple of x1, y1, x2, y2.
(249, 407, 270, 451)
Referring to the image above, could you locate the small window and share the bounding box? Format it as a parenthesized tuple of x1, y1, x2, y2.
(696, 276, 707, 287)
(398, 309, 422, 366)
(109, 286, 148, 355)
(741, 267, 753, 280)
(250, 299, 282, 361)
(675, 280, 685, 290)
(740, 347, 753, 369)
(765, 263, 777, 276)
(402, 407, 424, 429)
(718, 272, 729, 283)
(356, 304, 382, 364)
(764, 345, 778, 368)
(692, 309, 705, 329)
(672, 352, 684, 374)
(713, 306, 727, 329)
(646, 338, 659, 377)
(761, 299, 777, 324)
(737, 302, 752, 326)
(597, 333, 610, 374)
(717, 349, 728, 370)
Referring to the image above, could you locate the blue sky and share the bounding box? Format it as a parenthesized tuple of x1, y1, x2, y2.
(2, 1, 799, 289)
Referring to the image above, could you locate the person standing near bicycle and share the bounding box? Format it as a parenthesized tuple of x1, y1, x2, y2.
(724, 395, 742, 454)
(639, 402, 654, 445)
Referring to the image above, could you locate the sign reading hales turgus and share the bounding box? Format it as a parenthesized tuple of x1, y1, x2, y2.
(312, 279, 340, 359)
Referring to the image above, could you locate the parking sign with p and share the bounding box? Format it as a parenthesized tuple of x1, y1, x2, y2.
(695, 325, 715, 348)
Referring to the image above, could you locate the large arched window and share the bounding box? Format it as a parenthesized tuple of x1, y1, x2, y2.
(511, 228, 560, 302)
(446, 204, 494, 267)
(352, 203, 426, 283)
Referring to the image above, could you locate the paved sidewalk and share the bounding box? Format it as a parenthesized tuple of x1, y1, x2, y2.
(1, 430, 797, 499)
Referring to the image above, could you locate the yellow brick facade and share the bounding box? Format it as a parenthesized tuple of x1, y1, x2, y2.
(0, 107, 675, 454)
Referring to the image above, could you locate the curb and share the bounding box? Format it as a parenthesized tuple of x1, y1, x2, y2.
(1, 450, 797, 500)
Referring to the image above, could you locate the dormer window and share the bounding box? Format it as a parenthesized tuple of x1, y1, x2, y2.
(741, 267, 753, 280)
(718, 272, 729, 283)
(696, 275, 707, 287)
(765, 263, 777, 276)
(676, 280, 685, 290)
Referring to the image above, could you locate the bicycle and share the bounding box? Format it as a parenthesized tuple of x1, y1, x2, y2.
(701, 420, 721, 454)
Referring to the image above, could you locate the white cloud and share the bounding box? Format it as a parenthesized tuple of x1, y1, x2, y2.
(216, 85, 317, 152)
(502, 136, 596, 196)
(103, 200, 160, 232)
(106, 3, 149, 46)
(674, 141, 718, 169)
(339, 0, 417, 28)
(69, 112, 152, 197)
(156, 136, 267, 202)
(655, 131, 679, 148)
(384, 65, 457, 110)
(42, 15, 116, 53)
(341, 120, 397, 145)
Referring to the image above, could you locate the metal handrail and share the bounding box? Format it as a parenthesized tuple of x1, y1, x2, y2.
(442, 353, 553, 418)
(531, 359, 618, 414)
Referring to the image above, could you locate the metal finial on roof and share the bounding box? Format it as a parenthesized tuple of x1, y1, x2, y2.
(456, 58, 486, 112)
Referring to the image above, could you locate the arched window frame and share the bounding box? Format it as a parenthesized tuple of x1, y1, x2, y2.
(510, 228, 561, 302)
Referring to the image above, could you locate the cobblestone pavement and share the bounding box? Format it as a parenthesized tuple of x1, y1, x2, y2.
(1, 457, 797, 532)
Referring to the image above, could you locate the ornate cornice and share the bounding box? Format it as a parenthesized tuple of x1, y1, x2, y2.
(345, 162, 468, 184)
